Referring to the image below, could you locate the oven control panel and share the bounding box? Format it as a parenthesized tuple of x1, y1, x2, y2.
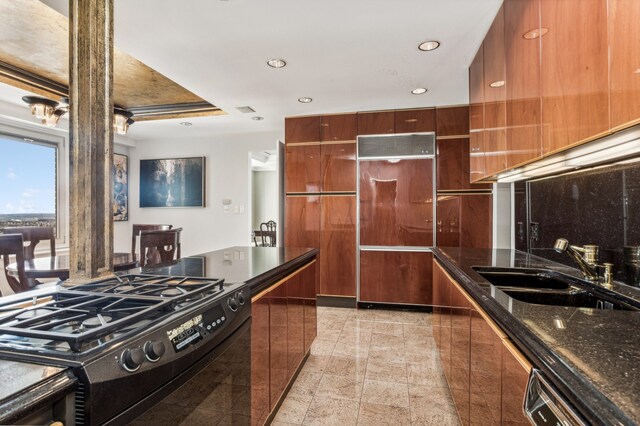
(115, 287, 249, 373)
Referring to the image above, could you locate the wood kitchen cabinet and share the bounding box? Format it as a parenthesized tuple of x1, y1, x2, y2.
(285, 116, 321, 193)
(540, 0, 609, 154)
(395, 108, 436, 133)
(284, 195, 320, 249)
(436, 194, 492, 248)
(357, 111, 395, 135)
(359, 251, 432, 305)
(502, 340, 532, 425)
(320, 114, 357, 192)
(505, 0, 542, 169)
(437, 138, 492, 191)
(436, 106, 469, 137)
(251, 260, 318, 425)
(320, 195, 356, 296)
(469, 48, 486, 182)
(483, 5, 508, 176)
(251, 290, 270, 426)
(609, 0, 640, 130)
(433, 261, 532, 426)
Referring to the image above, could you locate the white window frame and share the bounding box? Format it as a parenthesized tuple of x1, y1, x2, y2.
(0, 120, 68, 248)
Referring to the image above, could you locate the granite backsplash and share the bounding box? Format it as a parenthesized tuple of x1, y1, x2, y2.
(515, 160, 640, 286)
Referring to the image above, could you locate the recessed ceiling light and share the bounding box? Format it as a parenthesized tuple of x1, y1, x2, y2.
(418, 40, 440, 51)
(252, 116, 264, 121)
(267, 59, 287, 68)
(179, 122, 192, 126)
(298, 97, 313, 103)
(523, 28, 548, 39)
(411, 88, 428, 95)
(489, 80, 505, 88)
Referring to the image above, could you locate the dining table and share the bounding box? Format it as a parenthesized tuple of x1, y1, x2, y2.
(6, 252, 139, 281)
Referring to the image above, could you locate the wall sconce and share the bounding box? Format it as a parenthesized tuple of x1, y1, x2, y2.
(22, 96, 135, 135)
(113, 108, 134, 135)
(22, 96, 67, 126)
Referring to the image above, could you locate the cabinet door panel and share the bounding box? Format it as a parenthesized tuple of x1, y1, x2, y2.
(438, 138, 492, 191)
(436, 194, 492, 249)
(469, 310, 502, 426)
(321, 143, 356, 192)
(303, 261, 318, 353)
(483, 5, 508, 176)
(285, 145, 321, 193)
(251, 294, 270, 426)
(357, 111, 395, 135)
(541, 0, 609, 154)
(360, 251, 432, 305)
(610, 0, 640, 129)
(321, 114, 357, 141)
(287, 273, 304, 378)
(269, 284, 288, 409)
(285, 196, 320, 249)
(395, 108, 436, 133)
(505, 0, 542, 168)
(320, 195, 356, 296)
(501, 342, 531, 426)
(450, 285, 471, 425)
(469, 47, 487, 182)
(359, 159, 433, 247)
(285, 116, 321, 143)
(436, 106, 469, 136)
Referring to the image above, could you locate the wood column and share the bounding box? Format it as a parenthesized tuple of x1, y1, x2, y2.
(67, 0, 114, 282)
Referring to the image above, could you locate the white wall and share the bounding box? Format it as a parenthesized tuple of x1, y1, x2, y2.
(252, 170, 278, 229)
(129, 131, 282, 256)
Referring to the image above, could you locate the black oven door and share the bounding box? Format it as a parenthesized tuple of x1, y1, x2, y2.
(106, 318, 251, 426)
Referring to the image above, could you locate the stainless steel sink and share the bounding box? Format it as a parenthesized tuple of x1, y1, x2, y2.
(472, 267, 573, 290)
(472, 266, 639, 311)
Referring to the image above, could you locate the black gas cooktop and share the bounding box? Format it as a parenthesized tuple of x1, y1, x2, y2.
(0, 274, 225, 356)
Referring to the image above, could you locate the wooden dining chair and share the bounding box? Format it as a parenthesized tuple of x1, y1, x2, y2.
(255, 221, 277, 247)
(0, 234, 29, 294)
(2, 226, 56, 260)
(131, 224, 173, 258)
(139, 228, 182, 267)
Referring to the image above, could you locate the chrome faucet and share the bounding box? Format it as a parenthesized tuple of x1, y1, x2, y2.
(553, 238, 600, 281)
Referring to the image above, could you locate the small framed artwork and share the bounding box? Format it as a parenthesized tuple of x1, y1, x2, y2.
(140, 157, 206, 208)
(113, 153, 128, 221)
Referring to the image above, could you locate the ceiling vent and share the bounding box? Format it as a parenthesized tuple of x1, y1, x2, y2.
(236, 106, 256, 113)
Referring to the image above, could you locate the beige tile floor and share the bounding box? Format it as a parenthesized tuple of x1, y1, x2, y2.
(272, 307, 460, 426)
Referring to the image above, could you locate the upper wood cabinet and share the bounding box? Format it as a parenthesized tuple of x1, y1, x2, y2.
(505, 0, 542, 169)
(285, 116, 321, 143)
(395, 108, 436, 133)
(540, 0, 609, 154)
(483, 5, 508, 176)
(321, 114, 357, 192)
(436, 106, 470, 136)
(469, 47, 487, 183)
(609, 0, 640, 130)
(357, 111, 396, 135)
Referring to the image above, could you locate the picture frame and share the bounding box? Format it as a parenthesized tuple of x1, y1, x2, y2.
(113, 153, 128, 221)
(139, 157, 206, 208)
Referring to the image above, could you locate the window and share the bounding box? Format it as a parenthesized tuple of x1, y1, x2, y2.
(0, 126, 66, 243)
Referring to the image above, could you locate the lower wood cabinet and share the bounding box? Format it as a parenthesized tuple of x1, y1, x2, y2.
(359, 251, 432, 305)
(433, 260, 532, 426)
(320, 195, 356, 297)
(251, 260, 317, 426)
(437, 194, 493, 248)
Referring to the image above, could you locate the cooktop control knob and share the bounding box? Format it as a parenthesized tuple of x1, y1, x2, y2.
(144, 340, 166, 362)
(121, 348, 145, 372)
(237, 291, 246, 305)
(228, 297, 238, 312)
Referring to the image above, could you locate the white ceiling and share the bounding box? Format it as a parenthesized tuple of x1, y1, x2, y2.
(5, 0, 502, 141)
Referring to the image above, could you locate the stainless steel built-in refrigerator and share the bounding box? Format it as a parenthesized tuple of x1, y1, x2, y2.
(357, 133, 436, 306)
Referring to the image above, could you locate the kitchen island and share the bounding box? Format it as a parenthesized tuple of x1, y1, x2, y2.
(433, 247, 640, 426)
(0, 246, 318, 425)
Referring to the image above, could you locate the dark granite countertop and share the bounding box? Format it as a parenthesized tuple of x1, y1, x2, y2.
(139, 246, 319, 294)
(0, 360, 76, 424)
(433, 247, 640, 426)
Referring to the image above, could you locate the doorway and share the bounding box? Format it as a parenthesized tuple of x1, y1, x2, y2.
(250, 150, 279, 245)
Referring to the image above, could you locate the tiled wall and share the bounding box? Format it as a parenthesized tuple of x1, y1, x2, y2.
(515, 160, 640, 287)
